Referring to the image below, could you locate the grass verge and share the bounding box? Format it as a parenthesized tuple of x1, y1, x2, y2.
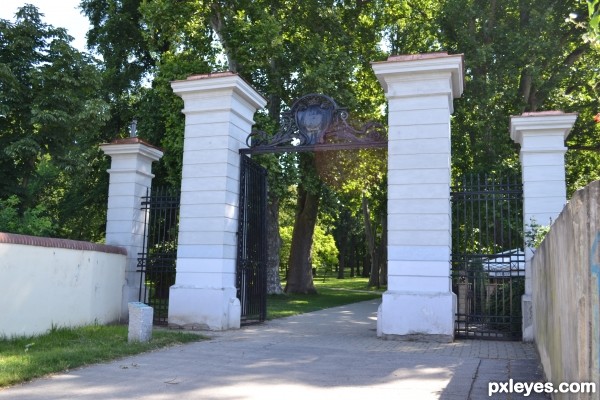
(268, 276, 384, 319)
(0, 325, 204, 388)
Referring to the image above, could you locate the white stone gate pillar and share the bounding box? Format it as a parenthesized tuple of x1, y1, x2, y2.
(100, 137, 164, 318)
(372, 53, 464, 341)
(169, 72, 266, 330)
(510, 111, 577, 341)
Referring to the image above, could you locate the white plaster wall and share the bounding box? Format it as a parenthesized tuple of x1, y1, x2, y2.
(0, 243, 126, 337)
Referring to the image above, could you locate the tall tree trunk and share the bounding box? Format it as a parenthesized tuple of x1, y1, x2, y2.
(285, 184, 320, 294)
(362, 194, 380, 288)
(349, 235, 356, 277)
(335, 211, 349, 279)
(209, 4, 238, 72)
(266, 195, 284, 294)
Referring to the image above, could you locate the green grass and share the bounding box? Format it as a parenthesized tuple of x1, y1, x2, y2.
(268, 276, 384, 319)
(0, 324, 204, 388)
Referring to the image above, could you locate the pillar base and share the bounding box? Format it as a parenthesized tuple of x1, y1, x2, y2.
(377, 290, 456, 342)
(168, 285, 241, 331)
(522, 294, 533, 342)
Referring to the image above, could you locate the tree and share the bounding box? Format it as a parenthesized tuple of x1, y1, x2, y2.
(437, 0, 599, 187)
(76, 0, 600, 296)
(0, 5, 109, 240)
(82, 0, 392, 291)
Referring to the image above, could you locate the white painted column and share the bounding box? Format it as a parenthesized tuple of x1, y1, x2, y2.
(100, 138, 164, 318)
(510, 111, 577, 341)
(169, 72, 266, 330)
(372, 53, 464, 341)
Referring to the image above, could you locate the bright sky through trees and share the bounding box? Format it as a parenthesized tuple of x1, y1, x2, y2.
(0, 0, 90, 52)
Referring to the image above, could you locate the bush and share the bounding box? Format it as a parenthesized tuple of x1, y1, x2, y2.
(0, 196, 55, 236)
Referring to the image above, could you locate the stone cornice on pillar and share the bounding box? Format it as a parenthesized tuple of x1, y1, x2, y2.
(510, 111, 578, 146)
(371, 52, 465, 99)
(171, 72, 267, 112)
(100, 138, 164, 162)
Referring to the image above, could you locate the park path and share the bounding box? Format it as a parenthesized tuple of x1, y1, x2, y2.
(0, 299, 548, 399)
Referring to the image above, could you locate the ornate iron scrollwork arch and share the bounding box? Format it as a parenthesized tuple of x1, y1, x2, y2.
(242, 94, 387, 154)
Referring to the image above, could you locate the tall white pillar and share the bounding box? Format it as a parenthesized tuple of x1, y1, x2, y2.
(510, 111, 577, 341)
(169, 72, 266, 330)
(372, 53, 464, 341)
(100, 138, 164, 318)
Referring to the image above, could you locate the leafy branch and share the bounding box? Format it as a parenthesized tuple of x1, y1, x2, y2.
(524, 218, 552, 249)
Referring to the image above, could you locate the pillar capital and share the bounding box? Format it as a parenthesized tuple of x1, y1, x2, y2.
(372, 52, 464, 109)
(510, 111, 578, 151)
(100, 137, 164, 161)
(171, 72, 267, 117)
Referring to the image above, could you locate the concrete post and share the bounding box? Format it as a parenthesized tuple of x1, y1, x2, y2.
(169, 72, 266, 330)
(510, 111, 577, 341)
(372, 53, 464, 341)
(100, 137, 164, 318)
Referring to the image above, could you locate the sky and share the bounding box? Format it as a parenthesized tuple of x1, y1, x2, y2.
(0, 0, 91, 52)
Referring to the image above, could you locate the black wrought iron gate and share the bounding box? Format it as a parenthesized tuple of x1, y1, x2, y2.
(137, 187, 180, 325)
(451, 174, 525, 340)
(236, 155, 268, 324)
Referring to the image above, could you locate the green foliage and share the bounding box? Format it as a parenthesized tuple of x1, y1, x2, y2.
(0, 5, 109, 240)
(525, 218, 552, 249)
(437, 0, 599, 193)
(0, 195, 55, 236)
(311, 224, 339, 276)
(279, 216, 339, 277)
(589, 0, 600, 45)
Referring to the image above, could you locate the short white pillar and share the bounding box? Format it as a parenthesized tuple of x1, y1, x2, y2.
(128, 302, 153, 343)
(100, 138, 164, 318)
(372, 53, 464, 341)
(510, 111, 577, 341)
(169, 72, 266, 330)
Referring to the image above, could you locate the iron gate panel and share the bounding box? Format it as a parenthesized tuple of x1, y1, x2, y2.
(236, 155, 268, 323)
(137, 187, 180, 325)
(451, 174, 524, 340)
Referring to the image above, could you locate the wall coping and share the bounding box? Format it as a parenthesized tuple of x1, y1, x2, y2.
(0, 232, 127, 255)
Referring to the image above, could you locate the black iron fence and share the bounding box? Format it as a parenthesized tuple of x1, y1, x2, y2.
(451, 174, 525, 340)
(236, 155, 267, 323)
(137, 186, 180, 325)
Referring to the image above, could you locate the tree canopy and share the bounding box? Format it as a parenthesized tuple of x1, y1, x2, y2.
(0, 5, 110, 239)
(1, 1, 598, 290)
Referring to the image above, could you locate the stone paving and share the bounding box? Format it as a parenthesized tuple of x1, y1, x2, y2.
(0, 299, 549, 399)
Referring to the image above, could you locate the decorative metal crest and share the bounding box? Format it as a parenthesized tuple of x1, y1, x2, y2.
(246, 94, 386, 152)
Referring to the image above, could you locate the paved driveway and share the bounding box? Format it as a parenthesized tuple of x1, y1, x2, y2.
(0, 299, 548, 399)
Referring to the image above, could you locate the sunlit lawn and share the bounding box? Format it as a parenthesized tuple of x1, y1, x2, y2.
(0, 325, 205, 388)
(267, 276, 385, 319)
